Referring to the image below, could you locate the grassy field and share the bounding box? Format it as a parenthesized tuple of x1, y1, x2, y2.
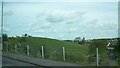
(4, 37, 90, 65)
(3, 37, 116, 66)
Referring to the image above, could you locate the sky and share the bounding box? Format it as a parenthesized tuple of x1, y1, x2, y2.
(2, 0, 120, 2)
(0, 1, 119, 40)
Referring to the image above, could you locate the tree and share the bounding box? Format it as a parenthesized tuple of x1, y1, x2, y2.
(2, 34, 8, 42)
(28, 35, 32, 37)
(2, 34, 8, 50)
(88, 39, 108, 63)
(82, 37, 85, 42)
(24, 33, 27, 37)
(78, 37, 86, 44)
(114, 38, 120, 65)
(74, 37, 81, 43)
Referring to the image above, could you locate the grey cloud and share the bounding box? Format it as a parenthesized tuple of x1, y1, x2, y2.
(72, 11, 86, 17)
(46, 15, 65, 23)
(36, 10, 85, 24)
(65, 12, 85, 24)
(66, 21, 74, 24)
(87, 19, 98, 25)
(36, 12, 46, 17)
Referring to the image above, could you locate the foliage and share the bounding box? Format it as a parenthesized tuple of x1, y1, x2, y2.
(114, 38, 120, 65)
(24, 33, 27, 37)
(88, 39, 109, 65)
(2, 34, 8, 42)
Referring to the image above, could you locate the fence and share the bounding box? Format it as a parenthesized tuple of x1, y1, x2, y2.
(3, 44, 99, 66)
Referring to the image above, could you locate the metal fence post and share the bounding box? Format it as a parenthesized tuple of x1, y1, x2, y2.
(96, 48, 99, 66)
(63, 47, 66, 61)
(27, 45, 30, 56)
(41, 46, 44, 58)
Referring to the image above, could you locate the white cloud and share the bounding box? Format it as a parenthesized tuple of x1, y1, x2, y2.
(40, 22, 51, 29)
(59, 34, 64, 37)
(25, 22, 51, 32)
(34, 29, 45, 33)
(36, 9, 85, 24)
(52, 29, 58, 32)
(1, 26, 10, 32)
(68, 27, 77, 33)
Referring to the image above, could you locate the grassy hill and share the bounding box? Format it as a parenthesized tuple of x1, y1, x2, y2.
(4, 37, 117, 65)
(4, 37, 89, 65)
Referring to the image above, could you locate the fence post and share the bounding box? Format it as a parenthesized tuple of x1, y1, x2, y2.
(15, 44, 17, 53)
(96, 48, 99, 66)
(41, 46, 44, 58)
(6, 44, 8, 52)
(62, 47, 66, 61)
(27, 45, 30, 56)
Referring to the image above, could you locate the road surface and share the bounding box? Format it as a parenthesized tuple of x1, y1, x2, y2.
(2, 57, 35, 66)
(3, 52, 80, 66)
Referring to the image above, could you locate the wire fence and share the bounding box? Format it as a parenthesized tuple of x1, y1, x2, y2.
(3, 43, 98, 65)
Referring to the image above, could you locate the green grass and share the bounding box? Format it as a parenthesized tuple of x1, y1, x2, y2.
(4, 37, 116, 66)
(4, 37, 90, 65)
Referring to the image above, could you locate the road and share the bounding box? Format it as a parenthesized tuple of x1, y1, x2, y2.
(3, 52, 80, 66)
(2, 57, 35, 66)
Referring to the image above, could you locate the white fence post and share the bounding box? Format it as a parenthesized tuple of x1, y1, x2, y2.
(27, 45, 30, 56)
(62, 47, 66, 61)
(15, 44, 17, 53)
(96, 48, 99, 66)
(41, 46, 44, 58)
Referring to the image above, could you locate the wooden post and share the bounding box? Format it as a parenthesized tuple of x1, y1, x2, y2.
(96, 48, 99, 66)
(41, 46, 44, 58)
(6, 44, 8, 52)
(15, 44, 17, 53)
(63, 47, 66, 61)
(27, 45, 29, 56)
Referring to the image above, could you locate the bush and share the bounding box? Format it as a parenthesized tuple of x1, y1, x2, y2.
(117, 58, 120, 65)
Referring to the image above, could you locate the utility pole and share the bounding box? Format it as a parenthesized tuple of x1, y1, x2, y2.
(0, 2, 3, 68)
(1, 0, 3, 51)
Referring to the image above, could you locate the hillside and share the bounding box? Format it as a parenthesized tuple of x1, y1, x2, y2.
(5, 37, 89, 65)
(4, 37, 118, 65)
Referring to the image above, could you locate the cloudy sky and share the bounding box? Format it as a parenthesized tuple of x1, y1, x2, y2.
(1, 1, 118, 40)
